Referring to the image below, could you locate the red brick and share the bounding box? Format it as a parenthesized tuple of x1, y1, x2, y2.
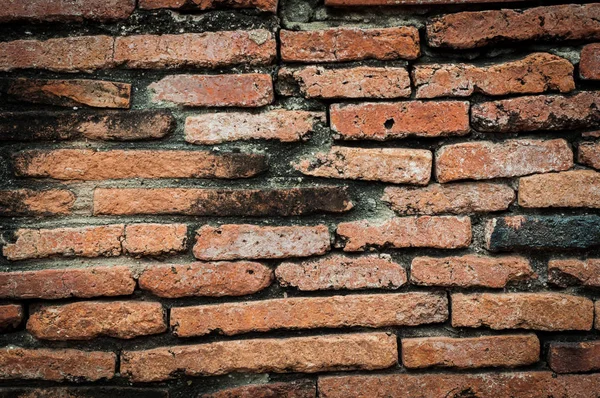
(472, 92, 600, 133)
(2, 225, 123, 261)
(0, 305, 22, 331)
(171, 293, 447, 336)
(194, 224, 330, 260)
(122, 224, 187, 257)
(581, 44, 600, 80)
(0, 0, 134, 21)
(114, 30, 276, 68)
(337, 216, 471, 252)
(402, 334, 539, 369)
(139, 0, 277, 12)
(578, 141, 600, 169)
(149, 74, 273, 107)
(201, 381, 315, 398)
(0, 266, 135, 299)
(383, 183, 514, 215)
(427, 4, 600, 49)
(139, 262, 273, 298)
(94, 187, 352, 216)
(278, 66, 410, 99)
(435, 139, 573, 183)
(276, 254, 407, 291)
(549, 341, 600, 373)
(0, 189, 75, 216)
(0, 388, 168, 398)
(27, 301, 166, 341)
(549, 259, 600, 288)
(185, 110, 324, 144)
(280, 27, 419, 62)
(294, 146, 432, 184)
(597, 302, 600, 330)
(121, 333, 397, 382)
(519, 170, 600, 208)
(0, 347, 115, 381)
(327, 0, 525, 5)
(411, 255, 535, 288)
(14, 149, 266, 180)
(0, 36, 114, 72)
(330, 101, 469, 140)
(413, 53, 574, 99)
(452, 293, 593, 331)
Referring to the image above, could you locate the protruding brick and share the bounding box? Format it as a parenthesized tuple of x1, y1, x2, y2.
(121, 333, 397, 382)
(276, 254, 407, 291)
(194, 224, 330, 260)
(201, 381, 315, 398)
(383, 183, 514, 215)
(294, 147, 432, 184)
(452, 293, 593, 331)
(0, 388, 168, 398)
(427, 4, 600, 49)
(94, 187, 352, 216)
(413, 53, 574, 98)
(436, 139, 573, 183)
(337, 216, 471, 252)
(0, 266, 135, 300)
(581, 44, 600, 80)
(149, 74, 273, 107)
(578, 141, 600, 169)
(549, 342, 600, 373)
(171, 293, 447, 337)
(519, 170, 600, 208)
(0, 305, 22, 331)
(278, 66, 410, 99)
(185, 110, 325, 144)
(330, 101, 469, 141)
(0, 347, 115, 381)
(14, 149, 266, 180)
(0, 189, 75, 216)
(326, 0, 526, 5)
(472, 92, 600, 133)
(549, 259, 600, 288)
(280, 27, 420, 63)
(139, 262, 273, 298)
(402, 334, 539, 369)
(411, 255, 534, 288)
(139, 0, 277, 12)
(0, 0, 135, 21)
(122, 224, 187, 257)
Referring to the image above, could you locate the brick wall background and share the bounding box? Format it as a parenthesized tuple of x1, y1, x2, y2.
(1, 0, 600, 397)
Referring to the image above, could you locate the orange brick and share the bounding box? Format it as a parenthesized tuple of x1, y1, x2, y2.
(519, 170, 600, 208)
(578, 141, 600, 169)
(0, 189, 75, 216)
(0, 0, 135, 21)
(549, 259, 600, 287)
(0, 305, 23, 331)
(122, 224, 187, 257)
(201, 381, 315, 398)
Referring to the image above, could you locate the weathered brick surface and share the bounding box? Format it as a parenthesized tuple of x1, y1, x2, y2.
(139, 0, 278, 12)
(139, 262, 273, 298)
(149, 74, 274, 107)
(435, 139, 573, 183)
(330, 101, 469, 140)
(402, 334, 539, 369)
(122, 224, 187, 257)
(201, 381, 316, 398)
(185, 111, 324, 144)
(0, 388, 168, 398)
(549, 259, 600, 288)
(581, 44, 600, 80)
(294, 146, 432, 184)
(337, 216, 471, 252)
(327, 0, 526, 5)
(452, 293, 593, 331)
(280, 27, 420, 62)
(171, 293, 447, 336)
(276, 254, 407, 291)
(27, 301, 166, 340)
(0, 0, 135, 22)
(121, 333, 397, 382)
(382, 183, 514, 215)
(549, 342, 600, 374)
(0, 189, 75, 216)
(94, 187, 352, 216)
(578, 141, 600, 170)
(411, 255, 534, 288)
(0, 305, 22, 331)
(194, 224, 330, 260)
(427, 4, 600, 49)
(519, 170, 600, 208)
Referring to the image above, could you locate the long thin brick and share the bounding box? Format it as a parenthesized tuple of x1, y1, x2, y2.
(519, 170, 600, 208)
(330, 101, 469, 140)
(402, 334, 539, 369)
(201, 381, 316, 398)
(139, 0, 278, 12)
(171, 293, 447, 337)
(549, 259, 600, 288)
(0, 0, 135, 21)
(14, 149, 267, 180)
(452, 293, 593, 331)
(382, 183, 515, 215)
(93, 187, 352, 216)
(294, 147, 432, 184)
(276, 254, 407, 291)
(114, 30, 276, 68)
(435, 139, 573, 183)
(0, 347, 115, 381)
(121, 333, 397, 382)
(337, 216, 471, 252)
(0, 266, 135, 299)
(0, 305, 22, 331)
(427, 4, 600, 49)
(185, 110, 325, 144)
(0, 388, 168, 398)
(549, 341, 600, 373)
(194, 224, 330, 260)
(138, 262, 273, 298)
(122, 224, 187, 257)
(280, 27, 420, 62)
(149, 74, 273, 107)
(27, 301, 166, 340)
(411, 255, 535, 288)
(0, 189, 75, 216)
(581, 44, 600, 80)
(327, 0, 525, 5)
(413, 53, 574, 98)
(579, 141, 600, 169)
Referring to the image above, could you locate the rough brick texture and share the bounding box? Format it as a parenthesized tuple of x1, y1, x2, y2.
(549, 259, 600, 288)
(0, 0, 135, 22)
(201, 381, 315, 398)
(581, 44, 600, 80)
(579, 141, 600, 169)
(0, 305, 22, 331)
(519, 170, 600, 208)
(139, 0, 278, 12)
(0, 189, 75, 216)
(549, 342, 600, 374)
(122, 224, 187, 257)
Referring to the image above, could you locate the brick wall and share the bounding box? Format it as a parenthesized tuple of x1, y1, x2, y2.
(0, 0, 600, 397)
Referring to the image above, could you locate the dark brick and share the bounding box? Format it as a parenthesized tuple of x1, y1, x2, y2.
(0, 387, 168, 398)
(549, 341, 600, 373)
(201, 380, 316, 398)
